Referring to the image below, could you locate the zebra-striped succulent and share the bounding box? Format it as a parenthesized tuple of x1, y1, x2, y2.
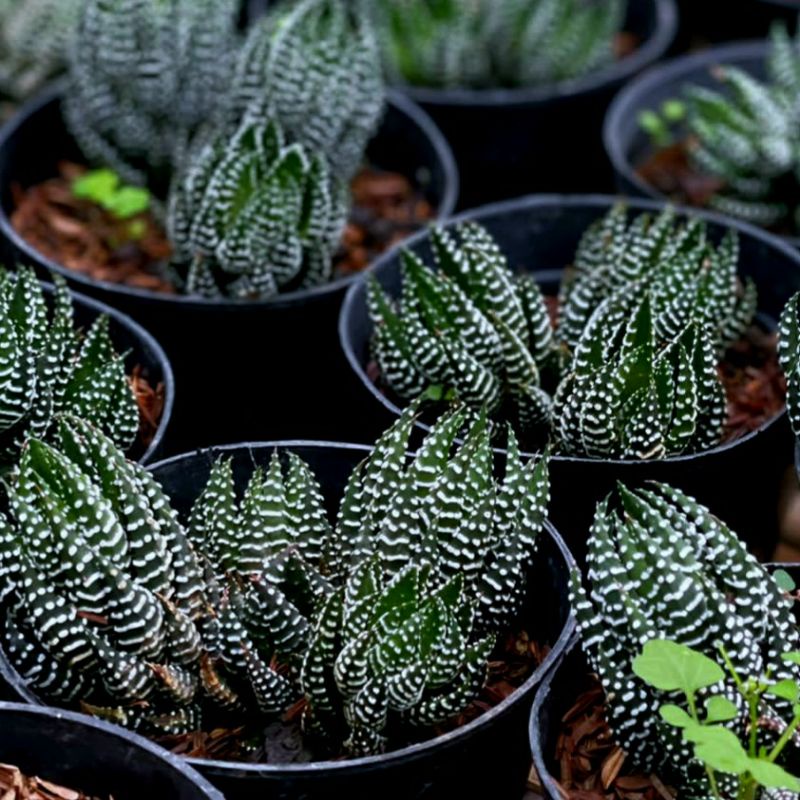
(554, 295, 726, 459)
(368, 224, 558, 445)
(371, 0, 625, 90)
(229, 0, 385, 181)
(1, 407, 550, 758)
(559, 204, 757, 357)
(0, 0, 82, 101)
(64, 0, 240, 188)
(369, 206, 756, 459)
(302, 406, 549, 754)
(680, 23, 800, 233)
(571, 483, 800, 796)
(0, 268, 138, 464)
(167, 120, 348, 299)
(779, 291, 800, 437)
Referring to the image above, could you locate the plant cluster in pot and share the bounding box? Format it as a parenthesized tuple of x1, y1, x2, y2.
(0, 265, 172, 466)
(0, 0, 459, 453)
(363, 0, 677, 209)
(605, 25, 800, 250)
(530, 488, 800, 799)
(0, 406, 575, 800)
(0, 701, 223, 800)
(340, 194, 800, 561)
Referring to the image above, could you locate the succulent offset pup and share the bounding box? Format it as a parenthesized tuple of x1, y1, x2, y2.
(570, 484, 800, 797)
(0, 0, 82, 102)
(0, 267, 138, 464)
(370, 0, 625, 90)
(368, 205, 757, 459)
(0, 407, 549, 758)
(64, 0, 240, 187)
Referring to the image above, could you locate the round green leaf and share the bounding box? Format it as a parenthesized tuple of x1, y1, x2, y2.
(659, 703, 693, 728)
(704, 695, 738, 723)
(747, 758, 800, 791)
(633, 639, 724, 694)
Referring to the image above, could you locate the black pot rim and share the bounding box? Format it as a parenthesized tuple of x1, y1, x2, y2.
(1, 439, 577, 779)
(41, 279, 174, 465)
(0, 83, 459, 310)
(395, 0, 677, 108)
(528, 636, 580, 800)
(600, 40, 800, 247)
(0, 700, 225, 799)
(339, 192, 799, 468)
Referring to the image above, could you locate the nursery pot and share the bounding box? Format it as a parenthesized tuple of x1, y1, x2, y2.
(0, 441, 575, 800)
(0, 702, 223, 800)
(675, 0, 797, 50)
(602, 41, 800, 246)
(0, 84, 459, 454)
(339, 194, 800, 562)
(530, 564, 800, 798)
(392, 0, 677, 210)
(46, 281, 174, 465)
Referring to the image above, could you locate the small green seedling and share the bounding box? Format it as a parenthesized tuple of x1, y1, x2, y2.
(638, 99, 686, 148)
(633, 639, 800, 800)
(72, 168, 151, 223)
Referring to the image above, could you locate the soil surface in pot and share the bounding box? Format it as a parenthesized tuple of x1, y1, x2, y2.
(368, 309, 786, 454)
(0, 762, 107, 800)
(150, 629, 547, 765)
(10, 162, 434, 294)
(548, 670, 675, 799)
(636, 138, 798, 239)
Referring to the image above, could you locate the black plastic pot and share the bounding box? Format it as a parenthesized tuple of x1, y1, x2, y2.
(45, 281, 174, 464)
(603, 41, 800, 247)
(340, 194, 800, 562)
(0, 84, 458, 454)
(530, 564, 800, 798)
(675, 0, 796, 50)
(0, 440, 575, 800)
(0, 701, 223, 799)
(390, 0, 676, 210)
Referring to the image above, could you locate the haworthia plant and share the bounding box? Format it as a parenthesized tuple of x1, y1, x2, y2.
(167, 120, 348, 299)
(0, 0, 82, 101)
(571, 484, 800, 797)
(0, 407, 550, 757)
(370, 0, 625, 90)
(368, 205, 757, 459)
(229, 0, 385, 180)
(679, 22, 800, 233)
(64, 0, 240, 187)
(0, 268, 138, 463)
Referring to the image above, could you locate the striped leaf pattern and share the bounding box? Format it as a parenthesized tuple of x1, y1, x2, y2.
(0, 0, 82, 100)
(371, 0, 624, 90)
(571, 484, 800, 796)
(368, 225, 557, 441)
(681, 22, 800, 233)
(369, 206, 754, 460)
(1, 407, 550, 759)
(230, 0, 384, 181)
(167, 119, 347, 299)
(0, 267, 138, 462)
(64, 0, 239, 185)
(779, 291, 800, 437)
